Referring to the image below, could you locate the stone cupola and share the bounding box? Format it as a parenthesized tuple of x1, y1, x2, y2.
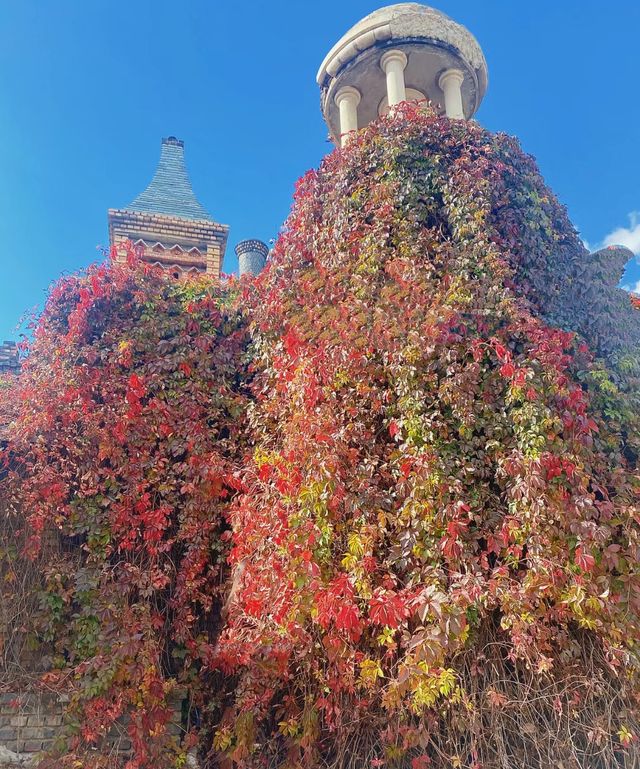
(108, 137, 229, 276)
(317, 3, 488, 145)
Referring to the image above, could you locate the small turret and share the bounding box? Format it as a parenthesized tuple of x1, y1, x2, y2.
(235, 240, 269, 278)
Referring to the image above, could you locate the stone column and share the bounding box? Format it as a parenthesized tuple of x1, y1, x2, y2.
(236, 239, 269, 278)
(438, 69, 465, 119)
(335, 86, 361, 146)
(380, 50, 408, 107)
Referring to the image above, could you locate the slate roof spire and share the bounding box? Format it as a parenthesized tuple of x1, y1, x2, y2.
(108, 136, 228, 275)
(128, 136, 211, 221)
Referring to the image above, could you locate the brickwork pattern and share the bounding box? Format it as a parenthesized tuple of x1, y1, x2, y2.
(0, 691, 186, 764)
(0, 693, 66, 758)
(108, 209, 228, 276)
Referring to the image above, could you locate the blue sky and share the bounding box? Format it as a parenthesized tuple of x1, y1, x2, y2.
(0, 0, 638, 340)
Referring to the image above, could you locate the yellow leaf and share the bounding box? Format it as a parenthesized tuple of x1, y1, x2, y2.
(348, 532, 365, 556)
(359, 658, 384, 687)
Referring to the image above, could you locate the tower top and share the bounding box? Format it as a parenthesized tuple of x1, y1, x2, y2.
(317, 3, 488, 145)
(108, 137, 228, 276)
(128, 136, 212, 221)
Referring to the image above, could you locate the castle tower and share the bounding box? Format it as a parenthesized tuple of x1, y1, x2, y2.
(108, 137, 229, 276)
(317, 3, 488, 146)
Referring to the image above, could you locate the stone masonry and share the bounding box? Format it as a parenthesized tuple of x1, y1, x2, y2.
(0, 691, 186, 766)
(0, 344, 19, 374)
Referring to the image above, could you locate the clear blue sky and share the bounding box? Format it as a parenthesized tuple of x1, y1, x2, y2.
(1, 0, 639, 340)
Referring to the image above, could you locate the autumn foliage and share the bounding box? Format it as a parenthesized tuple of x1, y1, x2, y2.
(1, 256, 250, 766)
(1, 105, 639, 769)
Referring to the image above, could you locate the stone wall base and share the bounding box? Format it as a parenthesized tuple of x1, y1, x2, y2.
(0, 691, 187, 767)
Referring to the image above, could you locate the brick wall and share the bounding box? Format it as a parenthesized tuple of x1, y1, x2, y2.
(0, 691, 187, 766)
(0, 692, 65, 757)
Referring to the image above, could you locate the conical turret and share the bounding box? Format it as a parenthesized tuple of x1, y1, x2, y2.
(108, 137, 229, 276)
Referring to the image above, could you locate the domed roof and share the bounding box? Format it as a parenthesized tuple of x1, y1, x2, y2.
(317, 3, 487, 96)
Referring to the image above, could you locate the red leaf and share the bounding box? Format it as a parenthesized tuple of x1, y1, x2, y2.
(575, 546, 595, 572)
(500, 362, 515, 378)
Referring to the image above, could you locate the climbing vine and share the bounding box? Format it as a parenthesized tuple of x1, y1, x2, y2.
(1, 250, 250, 766)
(209, 104, 640, 769)
(1, 105, 639, 769)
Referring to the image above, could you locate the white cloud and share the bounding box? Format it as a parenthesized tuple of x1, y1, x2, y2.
(603, 212, 640, 255)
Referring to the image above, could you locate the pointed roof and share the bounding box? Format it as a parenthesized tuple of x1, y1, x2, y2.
(128, 137, 212, 221)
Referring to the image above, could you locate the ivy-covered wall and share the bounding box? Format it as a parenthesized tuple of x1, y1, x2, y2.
(0, 106, 638, 769)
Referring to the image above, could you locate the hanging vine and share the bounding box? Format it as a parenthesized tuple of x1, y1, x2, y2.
(1, 104, 639, 769)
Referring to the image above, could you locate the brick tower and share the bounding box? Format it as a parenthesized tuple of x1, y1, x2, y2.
(108, 137, 229, 276)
